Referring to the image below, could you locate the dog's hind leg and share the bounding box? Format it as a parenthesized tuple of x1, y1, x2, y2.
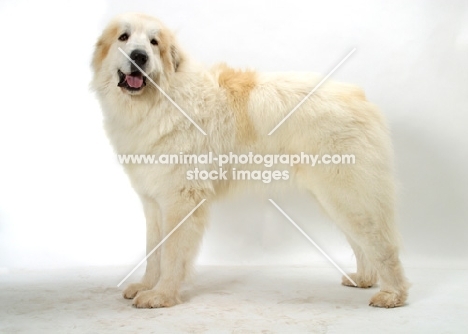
(123, 196, 162, 299)
(132, 188, 208, 308)
(305, 165, 409, 308)
(345, 222, 409, 308)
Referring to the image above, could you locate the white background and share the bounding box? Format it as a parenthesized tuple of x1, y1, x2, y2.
(0, 0, 467, 272)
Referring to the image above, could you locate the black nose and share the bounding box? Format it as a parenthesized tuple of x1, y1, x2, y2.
(129, 49, 148, 67)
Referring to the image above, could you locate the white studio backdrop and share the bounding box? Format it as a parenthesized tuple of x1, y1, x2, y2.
(0, 0, 467, 272)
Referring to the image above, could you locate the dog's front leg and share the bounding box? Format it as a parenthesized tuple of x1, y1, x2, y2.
(123, 196, 162, 299)
(132, 190, 208, 308)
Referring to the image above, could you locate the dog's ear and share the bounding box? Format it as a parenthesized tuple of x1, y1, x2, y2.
(92, 24, 118, 73)
(159, 30, 183, 73)
(170, 44, 181, 72)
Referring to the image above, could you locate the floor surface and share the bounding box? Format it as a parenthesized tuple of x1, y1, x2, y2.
(1, 266, 467, 333)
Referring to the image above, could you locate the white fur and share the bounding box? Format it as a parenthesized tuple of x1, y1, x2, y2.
(92, 12, 409, 308)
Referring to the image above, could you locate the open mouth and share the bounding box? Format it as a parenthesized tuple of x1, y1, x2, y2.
(117, 70, 147, 91)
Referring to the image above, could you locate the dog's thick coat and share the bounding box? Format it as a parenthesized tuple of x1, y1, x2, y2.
(92, 13, 409, 308)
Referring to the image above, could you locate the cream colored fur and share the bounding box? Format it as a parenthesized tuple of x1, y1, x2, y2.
(92, 13, 409, 308)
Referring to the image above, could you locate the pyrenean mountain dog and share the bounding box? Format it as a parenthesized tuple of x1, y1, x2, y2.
(91, 12, 408, 308)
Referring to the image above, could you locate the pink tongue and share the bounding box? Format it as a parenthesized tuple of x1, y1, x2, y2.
(126, 74, 143, 88)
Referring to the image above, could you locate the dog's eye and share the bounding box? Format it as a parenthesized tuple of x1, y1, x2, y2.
(118, 33, 129, 41)
(150, 38, 158, 46)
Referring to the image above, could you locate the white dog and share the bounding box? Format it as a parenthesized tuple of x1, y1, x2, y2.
(92, 12, 409, 308)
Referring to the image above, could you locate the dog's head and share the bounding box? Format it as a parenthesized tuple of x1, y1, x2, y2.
(92, 13, 181, 96)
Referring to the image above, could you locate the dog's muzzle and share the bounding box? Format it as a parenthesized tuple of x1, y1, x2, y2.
(117, 49, 149, 91)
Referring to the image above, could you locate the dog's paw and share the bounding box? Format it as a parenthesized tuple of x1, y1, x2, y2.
(369, 291, 405, 308)
(341, 273, 375, 288)
(132, 290, 180, 308)
(123, 283, 151, 299)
